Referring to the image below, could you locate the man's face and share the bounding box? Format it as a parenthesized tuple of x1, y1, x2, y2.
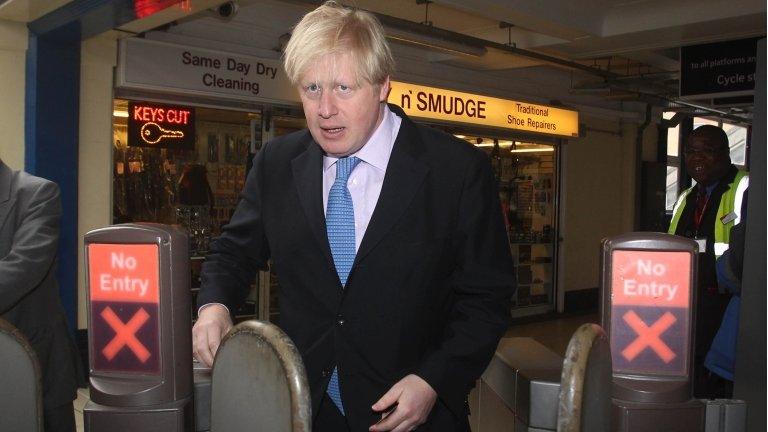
(684, 136, 730, 186)
(298, 53, 390, 157)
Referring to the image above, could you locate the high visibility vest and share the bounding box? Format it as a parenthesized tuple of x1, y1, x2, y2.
(668, 170, 749, 257)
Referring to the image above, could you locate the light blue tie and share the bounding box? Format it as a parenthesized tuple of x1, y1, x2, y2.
(325, 156, 361, 415)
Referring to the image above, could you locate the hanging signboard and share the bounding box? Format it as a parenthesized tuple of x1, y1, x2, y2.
(389, 81, 579, 138)
(680, 37, 760, 99)
(117, 38, 298, 105)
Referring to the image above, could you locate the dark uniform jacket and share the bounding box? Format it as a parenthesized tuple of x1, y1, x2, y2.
(199, 105, 515, 431)
(0, 160, 80, 409)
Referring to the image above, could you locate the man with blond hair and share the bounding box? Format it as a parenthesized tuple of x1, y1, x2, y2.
(193, 2, 514, 430)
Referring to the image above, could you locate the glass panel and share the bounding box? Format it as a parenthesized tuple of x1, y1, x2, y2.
(693, 117, 718, 129)
(666, 166, 679, 211)
(459, 136, 557, 309)
(664, 112, 680, 157)
(113, 99, 264, 320)
(722, 122, 747, 166)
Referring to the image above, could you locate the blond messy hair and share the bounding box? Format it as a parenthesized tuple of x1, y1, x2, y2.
(283, 1, 395, 86)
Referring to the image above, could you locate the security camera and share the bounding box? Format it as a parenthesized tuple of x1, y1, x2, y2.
(216, 1, 239, 19)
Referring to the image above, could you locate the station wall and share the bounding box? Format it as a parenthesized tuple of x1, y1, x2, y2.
(0, 20, 27, 170)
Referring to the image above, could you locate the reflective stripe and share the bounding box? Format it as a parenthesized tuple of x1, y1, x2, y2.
(668, 188, 693, 234)
(714, 242, 729, 257)
(733, 175, 749, 225)
(672, 189, 690, 218)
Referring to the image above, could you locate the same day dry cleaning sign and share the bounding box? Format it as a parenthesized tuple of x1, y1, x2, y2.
(118, 38, 578, 138)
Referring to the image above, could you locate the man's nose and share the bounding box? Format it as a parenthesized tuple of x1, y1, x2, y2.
(318, 90, 337, 118)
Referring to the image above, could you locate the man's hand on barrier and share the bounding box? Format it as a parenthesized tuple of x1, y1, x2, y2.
(369, 374, 437, 432)
(192, 304, 233, 367)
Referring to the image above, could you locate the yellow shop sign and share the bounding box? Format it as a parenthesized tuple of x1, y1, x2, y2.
(389, 81, 579, 138)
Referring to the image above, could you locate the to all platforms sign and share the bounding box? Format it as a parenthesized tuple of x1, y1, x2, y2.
(88, 244, 161, 375)
(610, 250, 691, 376)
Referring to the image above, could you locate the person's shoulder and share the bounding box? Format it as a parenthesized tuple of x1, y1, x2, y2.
(14, 170, 59, 197)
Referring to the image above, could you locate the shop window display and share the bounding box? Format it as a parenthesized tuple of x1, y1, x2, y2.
(112, 99, 262, 319)
(462, 136, 558, 309)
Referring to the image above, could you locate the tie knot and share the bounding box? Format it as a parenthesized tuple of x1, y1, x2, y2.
(335, 157, 361, 181)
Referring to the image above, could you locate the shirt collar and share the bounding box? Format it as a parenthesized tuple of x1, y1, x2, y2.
(323, 105, 397, 172)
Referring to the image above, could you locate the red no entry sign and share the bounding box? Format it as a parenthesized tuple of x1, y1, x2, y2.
(610, 250, 691, 376)
(88, 243, 161, 375)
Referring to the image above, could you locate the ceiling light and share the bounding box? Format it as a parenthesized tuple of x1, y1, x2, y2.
(113, 110, 128, 118)
(509, 148, 554, 153)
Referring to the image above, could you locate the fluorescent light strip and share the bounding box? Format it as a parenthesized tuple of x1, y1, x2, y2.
(509, 148, 554, 153)
(113, 110, 129, 118)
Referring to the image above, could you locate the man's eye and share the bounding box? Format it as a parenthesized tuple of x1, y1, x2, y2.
(305, 84, 320, 93)
(337, 84, 351, 93)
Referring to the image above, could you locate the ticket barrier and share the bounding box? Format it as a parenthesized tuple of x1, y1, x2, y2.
(469, 326, 612, 432)
(0, 318, 43, 432)
(557, 323, 612, 432)
(470, 337, 562, 431)
(209, 320, 312, 432)
(601, 233, 706, 431)
(83, 224, 193, 431)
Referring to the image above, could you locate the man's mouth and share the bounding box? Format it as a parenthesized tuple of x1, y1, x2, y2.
(321, 126, 345, 135)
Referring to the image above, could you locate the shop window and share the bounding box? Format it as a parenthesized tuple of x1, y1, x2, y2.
(112, 99, 271, 321)
(458, 136, 558, 310)
(722, 122, 748, 167)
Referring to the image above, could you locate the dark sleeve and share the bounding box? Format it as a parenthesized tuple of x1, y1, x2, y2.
(416, 152, 516, 417)
(0, 180, 61, 313)
(197, 147, 271, 313)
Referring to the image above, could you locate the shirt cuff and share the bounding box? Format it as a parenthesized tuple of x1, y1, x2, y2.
(198, 302, 230, 317)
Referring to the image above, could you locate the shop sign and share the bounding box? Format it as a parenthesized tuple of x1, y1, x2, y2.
(680, 37, 759, 99)
(609, 250, 691, 377)
(389, 81, 579, 138)
(128, 101, 195, 149)
(88, 243, 161, 375)
(117, 38, 298, 105)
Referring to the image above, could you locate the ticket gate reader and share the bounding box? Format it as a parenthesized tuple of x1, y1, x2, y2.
(601, 233, 705, 431)
(84, 224, 193, 431)
(0, 318, 43, 432)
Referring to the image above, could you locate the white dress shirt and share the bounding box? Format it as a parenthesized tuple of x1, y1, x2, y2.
(322, 105, 402, 252)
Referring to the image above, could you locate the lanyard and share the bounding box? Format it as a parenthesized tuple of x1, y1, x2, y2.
(694, 193, 710, 232)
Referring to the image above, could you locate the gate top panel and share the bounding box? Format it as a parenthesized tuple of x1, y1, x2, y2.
(85, 223, 192, 407)
(599, 233, 698, 403)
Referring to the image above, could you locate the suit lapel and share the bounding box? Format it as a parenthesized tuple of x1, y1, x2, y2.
(291, 140, 334, 266)
(354, 113, 429, 265)
(0, 161, 14, 232)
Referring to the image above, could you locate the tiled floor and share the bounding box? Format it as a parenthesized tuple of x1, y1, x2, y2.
(72, 312, 598, 431)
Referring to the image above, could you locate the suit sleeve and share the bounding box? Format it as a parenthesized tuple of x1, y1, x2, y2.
(416, 152, 515, 417)
(197, 146, 271, 314)
(0, 180, 61, 313)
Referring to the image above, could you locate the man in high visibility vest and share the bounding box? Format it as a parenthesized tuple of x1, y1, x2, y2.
(668, 125, 749, 398)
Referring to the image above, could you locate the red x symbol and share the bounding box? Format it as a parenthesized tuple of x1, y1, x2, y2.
(101, 306, 151, 363)
(621, 310, 676, 363)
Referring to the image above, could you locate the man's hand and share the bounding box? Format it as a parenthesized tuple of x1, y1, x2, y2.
(369, 374, 437, 432)
(192, 304, 233, 367)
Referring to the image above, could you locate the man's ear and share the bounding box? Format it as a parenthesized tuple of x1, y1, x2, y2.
(379, 76, 391, 102)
